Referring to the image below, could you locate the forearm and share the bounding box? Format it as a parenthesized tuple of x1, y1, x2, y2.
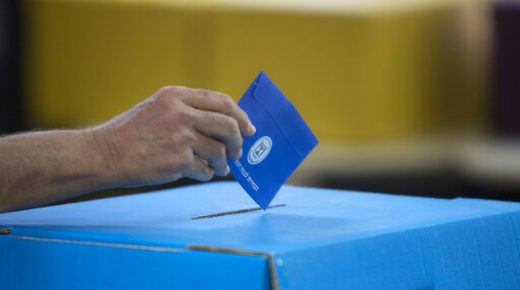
(0, 129, 114, 212)
(0, 86, 253, 212)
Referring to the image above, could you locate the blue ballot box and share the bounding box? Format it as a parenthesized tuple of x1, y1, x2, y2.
(1, 182, 520, 290)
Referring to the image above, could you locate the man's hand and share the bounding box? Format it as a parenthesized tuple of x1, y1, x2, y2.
(90, 86, 255, 187)
(0, 86, 254, 212)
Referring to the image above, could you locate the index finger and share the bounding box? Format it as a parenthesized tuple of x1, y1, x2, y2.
(179, 88, 256, 136)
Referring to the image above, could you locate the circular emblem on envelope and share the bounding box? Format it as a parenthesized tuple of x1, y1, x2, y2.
(247, 136, 272, 165)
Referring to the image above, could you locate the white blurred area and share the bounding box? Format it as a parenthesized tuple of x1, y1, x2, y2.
(109, 0, 480, 13)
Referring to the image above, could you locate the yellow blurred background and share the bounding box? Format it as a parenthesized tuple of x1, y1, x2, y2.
(24, 0, 486, 139)
(1, 0, 519, 200)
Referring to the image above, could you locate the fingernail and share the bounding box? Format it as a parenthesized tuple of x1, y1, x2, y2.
(249, 124, 256, 135)
(237, 148, 243, 159)
(225, 165, 230, 175)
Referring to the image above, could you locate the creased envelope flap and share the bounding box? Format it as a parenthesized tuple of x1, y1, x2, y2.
(251, 72, 318, 158)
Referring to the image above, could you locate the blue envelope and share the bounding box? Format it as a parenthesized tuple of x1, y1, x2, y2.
(228, 71, 318, 209)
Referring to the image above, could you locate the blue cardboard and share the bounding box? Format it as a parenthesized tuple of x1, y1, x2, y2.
(229, 72, 318, 209)
(1, 182, 520, 290)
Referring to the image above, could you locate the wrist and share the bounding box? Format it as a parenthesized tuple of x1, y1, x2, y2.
(82, 127, 120, 188)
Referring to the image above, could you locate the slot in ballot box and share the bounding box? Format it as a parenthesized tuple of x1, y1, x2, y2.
(1, 182, 519, 290)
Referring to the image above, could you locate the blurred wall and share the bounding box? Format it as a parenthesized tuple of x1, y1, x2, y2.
(20, 0, 520, 200)
(23, 0, 487, 141)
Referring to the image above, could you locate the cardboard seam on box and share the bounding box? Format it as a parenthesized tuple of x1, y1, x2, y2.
(8, 234, 184, 253)
(188, 245, 280, 290)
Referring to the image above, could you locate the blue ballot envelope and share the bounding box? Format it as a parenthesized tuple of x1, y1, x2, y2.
(228, 72, 318, 209)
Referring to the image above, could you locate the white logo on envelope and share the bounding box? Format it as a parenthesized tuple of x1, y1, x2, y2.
(247, 136, 272, 165)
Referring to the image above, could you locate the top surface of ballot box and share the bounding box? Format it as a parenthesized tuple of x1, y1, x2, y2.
(1, 182, 520, 290)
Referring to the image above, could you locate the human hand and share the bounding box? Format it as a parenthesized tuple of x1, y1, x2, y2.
(89, 86, 255, 187)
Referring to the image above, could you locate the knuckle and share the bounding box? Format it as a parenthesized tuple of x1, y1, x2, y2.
(236, 137, 243, 149)
(201, 168, 214, 181)
(240, 110, 251, 123)
(171, 107, 196, 124)
(152, 88, 173, 106)
(156, 86, 185, 103)
(219, 94, 235, 110)
(224, 118, 242, 149)
(175, 129, 196, 146)
(177, 151, 194, 168)
(226, 117, 241, 136)
(215, 143, 226, 159)
(158, 85, 175, 92)
(158, 85, 181, 95)
(156, 86, 175, 98)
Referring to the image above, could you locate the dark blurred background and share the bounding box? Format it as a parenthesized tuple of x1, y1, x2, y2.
(0, 0, 519, 203)
(0, 0, 24, 134)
